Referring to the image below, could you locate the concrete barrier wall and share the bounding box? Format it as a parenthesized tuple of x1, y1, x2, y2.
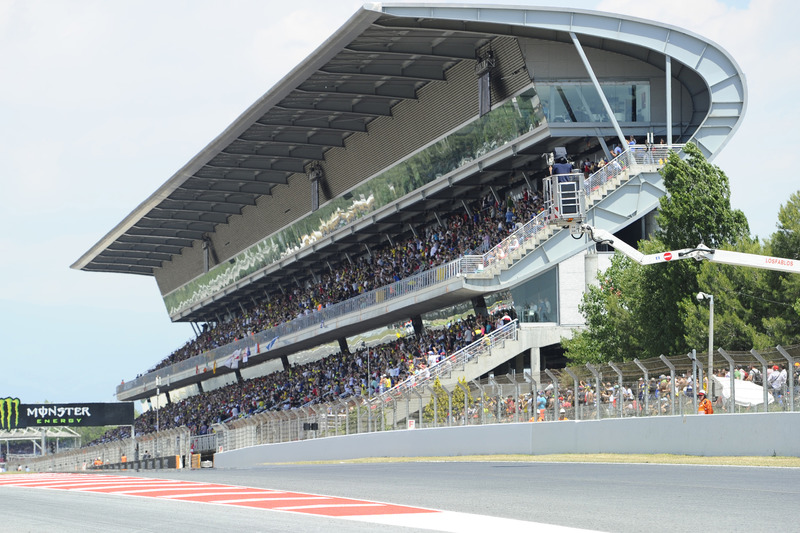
(215, 412, 800, 468)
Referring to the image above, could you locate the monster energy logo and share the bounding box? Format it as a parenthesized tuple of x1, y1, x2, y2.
(0, 398, 21, 430)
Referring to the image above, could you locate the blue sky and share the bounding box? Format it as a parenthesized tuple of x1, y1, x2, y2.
(0, 0, 796, 404)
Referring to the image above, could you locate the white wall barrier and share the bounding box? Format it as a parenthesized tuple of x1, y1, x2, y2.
(214, 412, 800, 468)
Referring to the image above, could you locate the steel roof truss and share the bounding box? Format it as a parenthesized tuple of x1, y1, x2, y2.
(144, 210, 229, 224)
(274, 102, 391, 118)
(179, 179, 274, 196)
(156, 201, 244, 216)
(134, 219, 218, 233)
(117, 234, 195, 247)
(107, 243, 182, 256)
(168, 190, 258, 207)
(193, 169, 290, 185)
(343, 43, 474, 61)
(316, 66, 445, 82)
(126, 227, 206, 241)
(204, 158, 307, 174)
(294, 83, 418, 101)
(255, 115, 368, 133)
(237, 129, 346, 148)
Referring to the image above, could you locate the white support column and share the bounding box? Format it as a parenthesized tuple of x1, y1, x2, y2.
(666, 55, 673, 148)
(569, 32, 627, 147)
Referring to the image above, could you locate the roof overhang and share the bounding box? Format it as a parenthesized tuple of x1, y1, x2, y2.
(72, 3, 745, 282)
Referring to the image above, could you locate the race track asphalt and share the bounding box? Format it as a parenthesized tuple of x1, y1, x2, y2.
(1, 461, 797, 532)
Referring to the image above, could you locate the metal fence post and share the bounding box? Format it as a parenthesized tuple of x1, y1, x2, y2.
(750, 349, 770, 412)
(564, 368, 580, 421)
(585, 363, 602, 420)
(507, 373, 521, 423)
(607, 362, 623, 418)
(294, 409, 302, 441)
(471, 380, 486, 425)
(717, 348, 736, 413)
(688, 350, 699, 413)
(633, 359, 649, 416)
(488, 374, 499, 420)
(544, 369, 559, 420)
(443, 383, 453, 426)
(457, 381, 470, 426)
(367, 395, 373, 432)
(776, 346, 795, 412)
(342, 399, 351, 435)
(426, 384, 438, 427)
(659, 355, 676, 416)
(404, 391, 411, 429)
(523, 370, 539, 422)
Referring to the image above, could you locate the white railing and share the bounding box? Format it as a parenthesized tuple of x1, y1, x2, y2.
(368, 319, 519, 406)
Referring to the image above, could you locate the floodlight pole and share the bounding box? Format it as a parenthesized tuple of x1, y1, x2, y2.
(697, 292, 714, 397)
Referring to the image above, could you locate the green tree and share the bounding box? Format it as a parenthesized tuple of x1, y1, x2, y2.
(74, 425, 116, 445)
(681, 192, 800, 351)
(682, 238, 773, 352)
(565, 143, 750, 362)
(636, 144, 749, 356)
(656, 143, 749, 249)
(422, 377, 473, 424)
(762, 191, 800, 344)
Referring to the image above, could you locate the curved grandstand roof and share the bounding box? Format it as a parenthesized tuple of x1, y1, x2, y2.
(72, 3, 745, 282)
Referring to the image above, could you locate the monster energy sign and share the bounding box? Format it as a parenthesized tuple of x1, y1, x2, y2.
(0, 398, 134, 429)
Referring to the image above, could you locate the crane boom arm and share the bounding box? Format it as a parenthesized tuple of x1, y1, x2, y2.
(583, 225, 800, 274)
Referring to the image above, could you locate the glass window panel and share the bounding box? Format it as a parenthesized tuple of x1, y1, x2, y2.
(164, 86, 547, 317)
(539, 81, 650, 124)
(511, 267, 558, 323)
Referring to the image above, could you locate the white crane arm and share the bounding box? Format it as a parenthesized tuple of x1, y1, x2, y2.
(582, 225, 800, 274)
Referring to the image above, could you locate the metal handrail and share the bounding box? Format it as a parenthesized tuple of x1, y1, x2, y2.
(368, 319, 519, 406)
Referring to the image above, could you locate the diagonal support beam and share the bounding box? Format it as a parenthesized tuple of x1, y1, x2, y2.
(569, 32, 627, 148)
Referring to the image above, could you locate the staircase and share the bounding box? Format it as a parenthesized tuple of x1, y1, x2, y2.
(368, 320, 521, 423)
(464, 147, 680, 287)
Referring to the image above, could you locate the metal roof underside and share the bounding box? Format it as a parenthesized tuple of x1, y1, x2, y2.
(73, 11, 499, 276)
(73, 4, 745, 323)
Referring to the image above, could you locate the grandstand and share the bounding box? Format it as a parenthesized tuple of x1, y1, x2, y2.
(71, 4, 744, 419)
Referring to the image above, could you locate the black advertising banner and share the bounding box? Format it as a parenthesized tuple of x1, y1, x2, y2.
(0, 398, 135, 429)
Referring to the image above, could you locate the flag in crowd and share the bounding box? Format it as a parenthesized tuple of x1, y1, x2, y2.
(265, 336, 279, 351)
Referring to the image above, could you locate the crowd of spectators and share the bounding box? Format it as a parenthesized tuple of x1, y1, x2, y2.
(149, 189, 543, 373)
(87, 309, 516, 445)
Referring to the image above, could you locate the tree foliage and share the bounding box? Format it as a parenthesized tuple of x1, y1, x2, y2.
(764, 191, 800, 343)
(656, 143, 749, 249)
(564, 143, 799, 364)
(423, 377, 473, 424)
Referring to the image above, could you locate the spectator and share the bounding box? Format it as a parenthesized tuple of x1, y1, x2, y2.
(697, 390, 713, 415)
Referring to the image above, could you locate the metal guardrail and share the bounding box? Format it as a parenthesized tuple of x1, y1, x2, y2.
(198, 343, 800, 450)
(369, 319, 519, 405)
(119, 146, 684, 395)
